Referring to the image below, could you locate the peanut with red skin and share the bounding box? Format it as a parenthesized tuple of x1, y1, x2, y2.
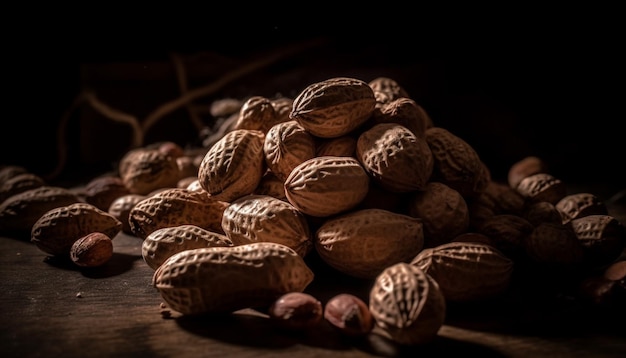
(268, 292, 323, 330)
(324, 293, 373, 336)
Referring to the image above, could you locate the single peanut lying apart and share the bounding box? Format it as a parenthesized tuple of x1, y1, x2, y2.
(324, 293, 373, 336)
(268, 292, 323, 330)
(70, 232, 114, 267)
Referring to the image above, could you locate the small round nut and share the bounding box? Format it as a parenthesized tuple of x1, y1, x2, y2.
(268, 292, 323, 330)
(70, 232, 114, 267)
(324, 293, 373, 336)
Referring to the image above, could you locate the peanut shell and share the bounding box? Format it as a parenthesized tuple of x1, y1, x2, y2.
(120, 148, 180, 195)
(129, 188, 229, 239)
(284, 156, 370, 217)
(315, 208, 424, 279)
(425, 127, 488, 199)
(221, 194, 312, 257)
(407, 182, 469, 248)
(198, 129, 266, 202)
(152, 242, 314, 315)
(369, 262, 446, 345)
(0, 186, 81, 238)
(142, 224, 233, 270)
(290, 77, 376, 138)
(31, 203, 122, 257)
(411, 241, 514, 302)
(263, 120, 316, 181)
(357, 123, 433, 192)
(556, 193, 608, 224)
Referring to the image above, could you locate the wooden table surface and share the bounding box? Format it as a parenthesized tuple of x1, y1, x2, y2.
(2, 187, 625, 358)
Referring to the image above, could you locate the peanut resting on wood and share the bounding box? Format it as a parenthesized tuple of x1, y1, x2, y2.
(153, 242, 314, 315)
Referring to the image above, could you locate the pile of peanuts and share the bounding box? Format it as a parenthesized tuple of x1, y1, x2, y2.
(0, 76, 624, 346)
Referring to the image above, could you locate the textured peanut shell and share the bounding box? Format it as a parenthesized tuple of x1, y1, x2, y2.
(357, 123, 433, 192)
(570, 215, 626, 268)
(142, 224, 233, 270)
(407, 182, 469, 248)
(425, 127, 488, 199)
(31, 203, 122, 257)
(367, 97, 433, 138)
(222, 194, 312, 257)
(411, 241, 514, 302)
(516, 173, 567, 205)
(478, 214, 534, 259)
(284, 156, 370, 217)
(129, 188, 229, 239)
(84, 175, 130, 211)
(556, 193, 608, 224)
(107, 194, 146, 234)
(315, 208, 424, 279)
(198, 129, 266, 202)
(368, 77, 410, 104)
(152, 242, 314, 315)
(263, 120, 316, 181)
(234, 95, 282, 133)
(0, 173, 45, 204)
(369, 262, 446, 345)
(270, 97, 294, 123)
(120, 148, 180, 195)
(0, 186, 81, 238)
(290, 77, 376, 138)
(524, 222, 585, 265)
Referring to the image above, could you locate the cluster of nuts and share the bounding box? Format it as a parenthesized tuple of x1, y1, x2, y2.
(1, 76, 625, 346)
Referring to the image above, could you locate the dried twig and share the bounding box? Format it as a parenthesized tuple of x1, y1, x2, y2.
(47, 37, 328, 181)
(170, 52, 205, 132)
(141, 37, 327, 136)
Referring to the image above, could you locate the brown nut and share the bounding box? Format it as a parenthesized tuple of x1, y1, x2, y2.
(508, 156, 549, 189)
(516, 173, 567, 205)
(556, 193, 608, 224)
(284, 156, 370, 217)
(268, 292, 323, 330)
(315, 208, 424, 279)
(234, 95, 282, 133)
(324, 293, 373, 336)
(290, 77, 376, 138)
(263, 120, 316, 181)
(70, 232, 114, 267)
(407, 182, 469, 248)
(570, 214, 626, 268)
(368, 77, 410, 105)
(84, 175, 130, 212)
(0, 186, 81, 238)
(425, 127, 489, 199)
(197, 129, 266, 203)
(369, 262, 446, 345)
(411, 241, 514, 302)
(0, 173, 45, 204)
(120, 148, 181, 195)
(357, 123, 433, 193)
(31, 203, 122, 257)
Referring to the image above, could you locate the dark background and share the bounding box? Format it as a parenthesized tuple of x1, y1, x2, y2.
(2, 9, 623, 199)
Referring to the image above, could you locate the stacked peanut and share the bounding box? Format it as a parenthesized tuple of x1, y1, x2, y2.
(1, 76, 625, 346)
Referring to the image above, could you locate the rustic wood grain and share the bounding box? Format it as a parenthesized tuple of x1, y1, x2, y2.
(1, 188, 625, 357)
